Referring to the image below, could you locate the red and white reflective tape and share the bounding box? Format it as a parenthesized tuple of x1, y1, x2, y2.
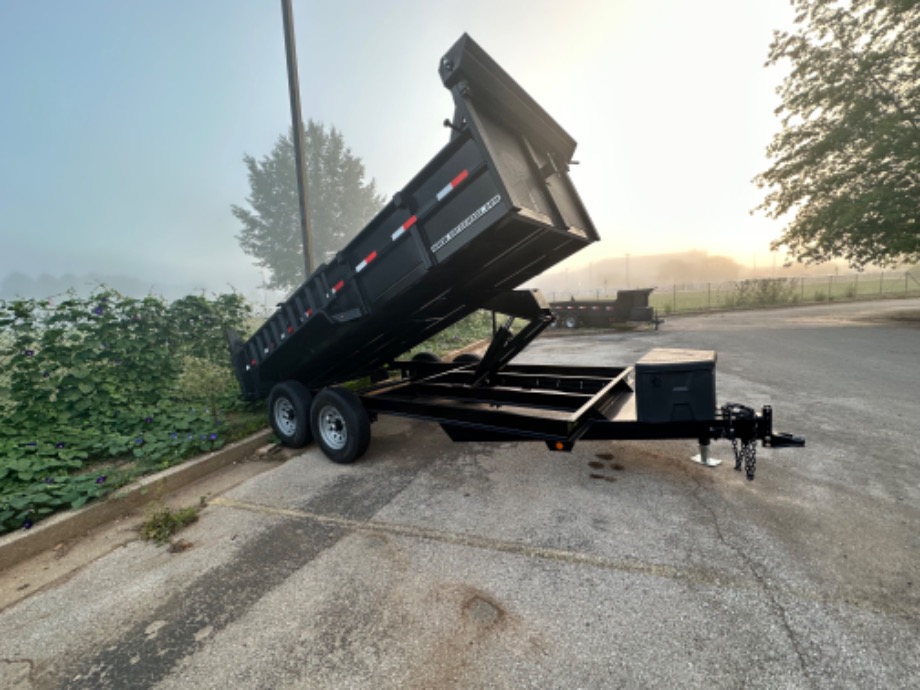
(339, 168, 472, 278)
(355, 250, 378, 273)
(390, 215, 417, 242)
(437, 169, 469, 201)
(305, 308, 313, 317)
(331, 280, 345, 295)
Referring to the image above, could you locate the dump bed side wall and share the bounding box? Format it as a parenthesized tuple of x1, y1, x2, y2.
(236, 34, 599, 398)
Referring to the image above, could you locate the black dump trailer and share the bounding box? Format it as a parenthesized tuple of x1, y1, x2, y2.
(228, 34, 803, 478)
(549, 288, 661, 329)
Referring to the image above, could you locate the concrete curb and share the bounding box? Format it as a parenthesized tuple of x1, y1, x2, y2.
(0, 429, 271, 573)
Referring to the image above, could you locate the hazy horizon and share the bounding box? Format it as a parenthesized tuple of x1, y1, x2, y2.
(2, 1, 799, 303)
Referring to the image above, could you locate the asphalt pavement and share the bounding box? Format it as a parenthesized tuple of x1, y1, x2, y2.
(1, 298, 918, 689)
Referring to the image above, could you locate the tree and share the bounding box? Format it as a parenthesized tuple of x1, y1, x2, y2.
(755, 0, 920, 268)
(233, 121, 385, 293)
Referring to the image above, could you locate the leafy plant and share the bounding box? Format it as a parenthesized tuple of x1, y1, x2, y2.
(0, 288, 253, 534)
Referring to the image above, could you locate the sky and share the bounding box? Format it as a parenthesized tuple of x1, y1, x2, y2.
(0, 0, 795, 302)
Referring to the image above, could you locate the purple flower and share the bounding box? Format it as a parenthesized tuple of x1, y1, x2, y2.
(144, 416, 153, 424)
(43, 371, 50, 378)
(44, 477, 55, 484)
(200, 434, 207, 441)
(169, 432, 178, 439)
(25, 441, 37, 447)
(24, 349, 34, 357)
(55, 442, 65, 449)
(93, 306, 104, 316)
(208, 433, 218, 441)
(95, 475, 107, 484)
(22, 519, 33, 530)
(135, 437, 144, 445)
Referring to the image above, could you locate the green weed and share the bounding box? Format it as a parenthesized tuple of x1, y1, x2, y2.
(140, 504, 199, 545)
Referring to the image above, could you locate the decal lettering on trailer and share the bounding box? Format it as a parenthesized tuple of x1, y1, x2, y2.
(430, 194, 501, 253)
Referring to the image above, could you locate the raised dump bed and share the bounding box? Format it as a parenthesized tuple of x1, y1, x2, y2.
(230, 33, 598, 401)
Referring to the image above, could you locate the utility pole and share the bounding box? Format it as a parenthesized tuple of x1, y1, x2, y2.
(281, 0, 315, 276)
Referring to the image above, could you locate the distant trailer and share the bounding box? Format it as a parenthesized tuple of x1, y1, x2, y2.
(549, 288, 662, 329)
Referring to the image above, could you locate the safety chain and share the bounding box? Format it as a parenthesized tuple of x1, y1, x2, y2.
(721, 403, 758, 480)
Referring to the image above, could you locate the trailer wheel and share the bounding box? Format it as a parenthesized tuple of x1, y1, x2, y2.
(412, 351, 441, 362)
(564, 315, 579, 329)
(311, 387, 371, 464)
(268, 381, 314, 448)
(452, 353, 482, 364)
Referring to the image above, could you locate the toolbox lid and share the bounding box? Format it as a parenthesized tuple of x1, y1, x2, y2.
(636, 348, 717, 371)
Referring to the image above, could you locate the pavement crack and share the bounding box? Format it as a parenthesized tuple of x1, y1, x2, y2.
(688, 475, 813, 688)
(211, 496, 749, 589)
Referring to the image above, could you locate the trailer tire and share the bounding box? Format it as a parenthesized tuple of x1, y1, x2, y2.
(412, 351, 441, 362)
(564, 315, 579, 329)
(452, 353, 482, 364)
(268, 381, 314, 448)
(311, 387, 371, 464)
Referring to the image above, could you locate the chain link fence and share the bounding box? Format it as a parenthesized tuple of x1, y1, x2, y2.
(547, 270, 920, 316)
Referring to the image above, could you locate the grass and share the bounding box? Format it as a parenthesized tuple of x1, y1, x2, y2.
(139, 503, 200, 545)
(650, 273, 920, 315)
(407, 310, 494, 359)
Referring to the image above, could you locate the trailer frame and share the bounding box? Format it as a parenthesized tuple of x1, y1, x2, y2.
(268, 289, 804, 479)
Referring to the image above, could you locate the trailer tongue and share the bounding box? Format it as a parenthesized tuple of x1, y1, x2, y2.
(228, 34, 803, 477)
